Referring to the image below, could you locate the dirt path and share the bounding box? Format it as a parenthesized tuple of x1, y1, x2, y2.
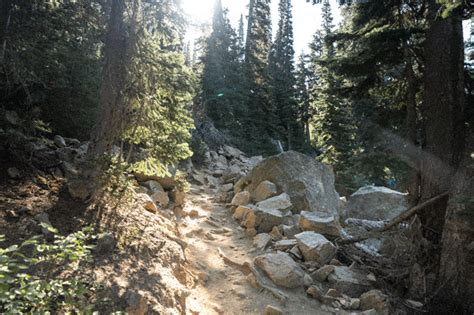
(179, 184, 332, 315)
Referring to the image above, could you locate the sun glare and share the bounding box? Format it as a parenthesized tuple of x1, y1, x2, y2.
(181, 0, 215, 23)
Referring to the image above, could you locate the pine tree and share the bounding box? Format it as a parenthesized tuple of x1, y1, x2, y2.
(237, 14, 245, 61)
(295, 53, 312, 147)
(269, 0, 303, 150)
(244, 0, 275, 154)
(201, 0, 242, 133)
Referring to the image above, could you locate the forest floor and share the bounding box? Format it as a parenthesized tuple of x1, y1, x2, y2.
(180, 184, 332, 315)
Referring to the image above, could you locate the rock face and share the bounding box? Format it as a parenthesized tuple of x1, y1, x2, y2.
(295, 232, 336, 265)
(237, 151, 340, 215)
(254, 252, 305, 288)
(256, 193, 293, 212)
(253, 180, 278, 202)
(299, 211, 340, 237)
(346, 186, 408, 221)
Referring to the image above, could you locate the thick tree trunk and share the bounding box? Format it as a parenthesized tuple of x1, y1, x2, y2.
(418, 0, 465, 245)
(417, 0, 466, 307)
(87, 0, 129, 159)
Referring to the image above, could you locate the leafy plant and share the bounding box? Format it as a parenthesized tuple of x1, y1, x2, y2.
(0, 225, 97, 313)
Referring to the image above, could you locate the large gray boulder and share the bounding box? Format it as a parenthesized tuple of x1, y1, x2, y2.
(236, 151, 340, 215)
(327, 266, 372, 297)
(295, 232, 336, 264)
(254, 252, 305, 288)
(346, 186, 408, 221)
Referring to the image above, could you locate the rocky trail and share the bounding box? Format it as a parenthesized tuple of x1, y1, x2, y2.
(1, 129, 411, 314)
(179, 184, 330, 315)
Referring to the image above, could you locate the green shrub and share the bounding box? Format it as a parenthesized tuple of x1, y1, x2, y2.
(0, 225, 97, 314)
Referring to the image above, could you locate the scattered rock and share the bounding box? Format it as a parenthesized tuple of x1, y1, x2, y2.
(34, 212, 52, 235)
(289, 246, 303, 260)
(299, 211, 340, 237)
(307, 283, 325, 302)
(254, 233, 273, 250)
(263, 305, 283, 315)
(96, 233, 116, 255)
(221, 183, 234, 192)
(282, 224, 301, 238)
(233, 205, 253, 221)
(327, 266, 372, 298)
(360, 290, 389, 311)
(346, 186, 408, 221)
(256, 193, 293, 212)
(274, 239, 297, 251)
(231, 191, 250, 206)
(303, 273, 314, 287)
(254, 252, 305, 288)
(150, 191, 169, 207)
(251, 207, 286, 233)
(295, 232, 336, 265)
(253, 180, 278, 202)
(269, 226, 283, 240)
(238, 151, 340, 215)
(313, 265, 335, 282)
(189, 209, 200, 218)
(7, 167, 21, 179)
(54, 135, 67, 148)
(246, 228, 258, 237)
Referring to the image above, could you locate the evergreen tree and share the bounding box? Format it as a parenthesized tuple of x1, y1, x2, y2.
(237, 14, 245, 61)
(244, 0, 275, 154)
(295, 53, 312, 147)
(201, 0, 242, 133)
(269, 0, 303, 150)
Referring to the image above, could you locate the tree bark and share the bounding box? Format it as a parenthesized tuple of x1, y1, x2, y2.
(0, 0, 12, 63)
(87, 0, 129, 159)
(419, 0, 465, 245)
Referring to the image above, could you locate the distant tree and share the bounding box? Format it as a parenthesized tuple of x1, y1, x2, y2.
(269, 0, 304, 150)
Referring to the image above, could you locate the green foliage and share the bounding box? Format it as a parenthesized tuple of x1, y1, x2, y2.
(0, 226, 97, 313)
(0, 0, 105, 139)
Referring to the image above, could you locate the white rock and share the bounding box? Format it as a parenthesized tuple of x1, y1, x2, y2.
(255, 252, 305, 288)
(346, 185, 408, 221)
(256, 193, 292, 212)
(295, 232, 336, 265)
(54, 135, 67, 148)
(299, 211, 341, 237)
(253, 180, 278, 202)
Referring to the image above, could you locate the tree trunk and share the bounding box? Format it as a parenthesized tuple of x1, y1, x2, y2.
(418, 0, 466, 305)
(87, 0, 129, 159)
(418, 0, 465, 244)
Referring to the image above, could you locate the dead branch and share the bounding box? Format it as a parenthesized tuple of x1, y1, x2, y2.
(338, 192, 449, 245)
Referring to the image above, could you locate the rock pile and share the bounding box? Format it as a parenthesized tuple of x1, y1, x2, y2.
(216, 150, 395, 314)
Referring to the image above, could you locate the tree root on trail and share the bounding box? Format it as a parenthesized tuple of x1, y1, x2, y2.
(217, 248, 288, 303)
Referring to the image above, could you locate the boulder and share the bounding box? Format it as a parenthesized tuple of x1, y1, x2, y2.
(96, 233, 116, 255)
(222, 164, 241, 183)
(150, 191, 169, 207)
(299, 211, 340, 237)
(237, 151, 340, 215)
(253, 233, 273, 250)
(231, 191, 250, 206)
(254, 252, 305, 288)
(251, 207, 286, 233)
(233, 205, 253, 221)
(295, 232, 336, 265)
(346, 186, 408, 221)
(253, 180, 278, 202)
(220, 183, 234, 192)
(256, 193, 292, 212)
(133, 173, 177, 190)
(327, 266, 372, 297)
(222, 145, 243, 159)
